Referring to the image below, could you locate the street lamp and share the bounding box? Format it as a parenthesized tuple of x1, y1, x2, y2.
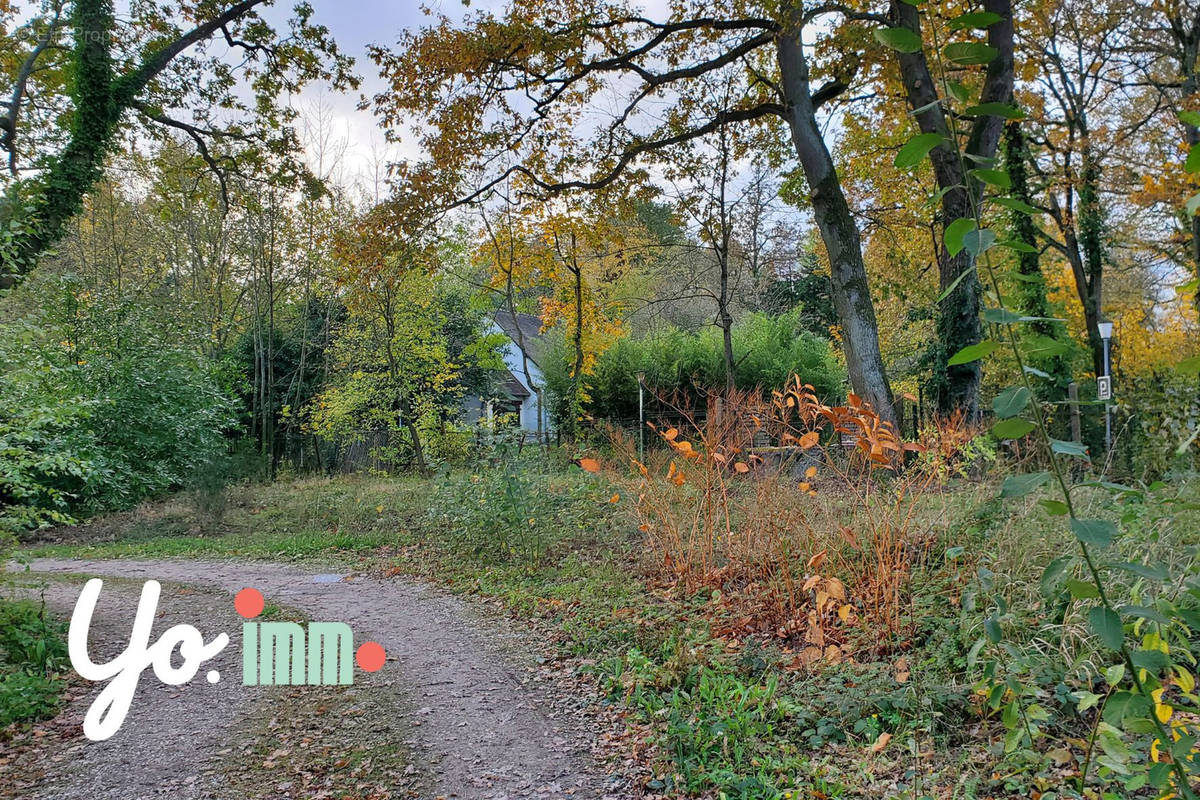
(637, 371, 646, 464)
(1097, 321, 1113, 456)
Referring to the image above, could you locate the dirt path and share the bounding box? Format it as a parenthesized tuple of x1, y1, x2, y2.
(4, 558, 624, 800)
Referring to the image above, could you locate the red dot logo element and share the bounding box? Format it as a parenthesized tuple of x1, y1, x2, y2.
(355, 641, 386, 672)
(234, 587, 264, 619)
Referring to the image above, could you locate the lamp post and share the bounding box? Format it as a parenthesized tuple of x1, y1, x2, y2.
(637, 371, 646, 464)
(1097, 321, 1113, 456)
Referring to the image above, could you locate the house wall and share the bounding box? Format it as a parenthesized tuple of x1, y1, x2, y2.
(494, 326, 550, 435)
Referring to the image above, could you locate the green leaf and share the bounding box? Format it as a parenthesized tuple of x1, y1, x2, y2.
(1067, 578, 1100, 599)
(948, 11, 1004, 29)
(998, 238, 1037, 253)
(936, 264, 977, 302)
(874, 27, 924, 53)
(970, 168, 1011, 189)
(1051, 438, 1090, 458)
(1071, 517, 1116, 548)
(1088, 606, 1124, 650)
(1131, 648, 1168, 672)
(1187, 142, 1200, 174)
(1026, 336, 1072, 358)
(1039, 498, 1069, 516)
(1187, 193, 1200, 216)
(1111, 562, 1168, 581)
(948, 340, 999, 366)
(993, 386, 1032, 417)
(993, 196, 1040, 215)
(944, 217, 976, 256)
(1121, 605, 1171, 626)
(1039, 555, 1074, 597)
(1103, 664, 1125, 686)
(983, 306, 1024, 325)
(963, 227, 996, 256)
(944, 42, 999, 65)
(895, 132, 944, 168)
(1001, 470, 1049, 496)
(1180, 111, 1200, 127)
(964, 102, 1023, 119)
(946, 80, 972, 104)
(1177, 355, 1200, 377)
(985, 615, 1003, 643)
(992, 418, 1036, 439)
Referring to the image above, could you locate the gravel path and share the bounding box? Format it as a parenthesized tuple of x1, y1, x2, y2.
(5, 558, 621, 800)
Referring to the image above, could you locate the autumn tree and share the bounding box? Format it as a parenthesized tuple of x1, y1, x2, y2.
(370, 0, 900, 426)
(476, 199, 644, 437)
(1128, 0, 1200, 313)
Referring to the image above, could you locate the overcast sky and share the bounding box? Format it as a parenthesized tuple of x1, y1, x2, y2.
(277, 0, 470, 187)
(281, 0, 674, 189)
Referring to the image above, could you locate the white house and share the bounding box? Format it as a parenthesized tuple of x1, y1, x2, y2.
(462, 310, 552, 436)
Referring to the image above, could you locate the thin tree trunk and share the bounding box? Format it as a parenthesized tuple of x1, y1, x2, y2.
(775, 12, 896, 427)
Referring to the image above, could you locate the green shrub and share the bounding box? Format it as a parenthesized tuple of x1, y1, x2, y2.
(0, 599, 68, 726)
(0, 671, 64, 727)
(583, 310, 845, 423)
(0, 277, 235, 534)
(425, 453, 618, 566)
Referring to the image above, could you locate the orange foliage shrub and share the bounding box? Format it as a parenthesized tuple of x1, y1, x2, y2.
(613, 376, 965, 661)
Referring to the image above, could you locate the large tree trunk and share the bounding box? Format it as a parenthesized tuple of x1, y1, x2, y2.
(776, 13, 896, 427)
(888, 0, 1014, 421)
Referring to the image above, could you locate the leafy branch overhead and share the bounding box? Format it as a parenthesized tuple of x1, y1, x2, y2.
(0, 0, 358, 284)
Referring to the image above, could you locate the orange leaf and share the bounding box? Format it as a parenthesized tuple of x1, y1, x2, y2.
(663, 427, 679, 441)
(804, 465, 818, 479)
(799, 431, 820, 449)
(578, 457, 601, 473)
(609, 493, 620, 503)
(733, 462, 750, 473)
(870, 732, 892, 753)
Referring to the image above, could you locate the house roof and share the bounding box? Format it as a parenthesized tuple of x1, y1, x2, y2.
(493, 309, 550, 369)
(495, 367, 531, 400)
